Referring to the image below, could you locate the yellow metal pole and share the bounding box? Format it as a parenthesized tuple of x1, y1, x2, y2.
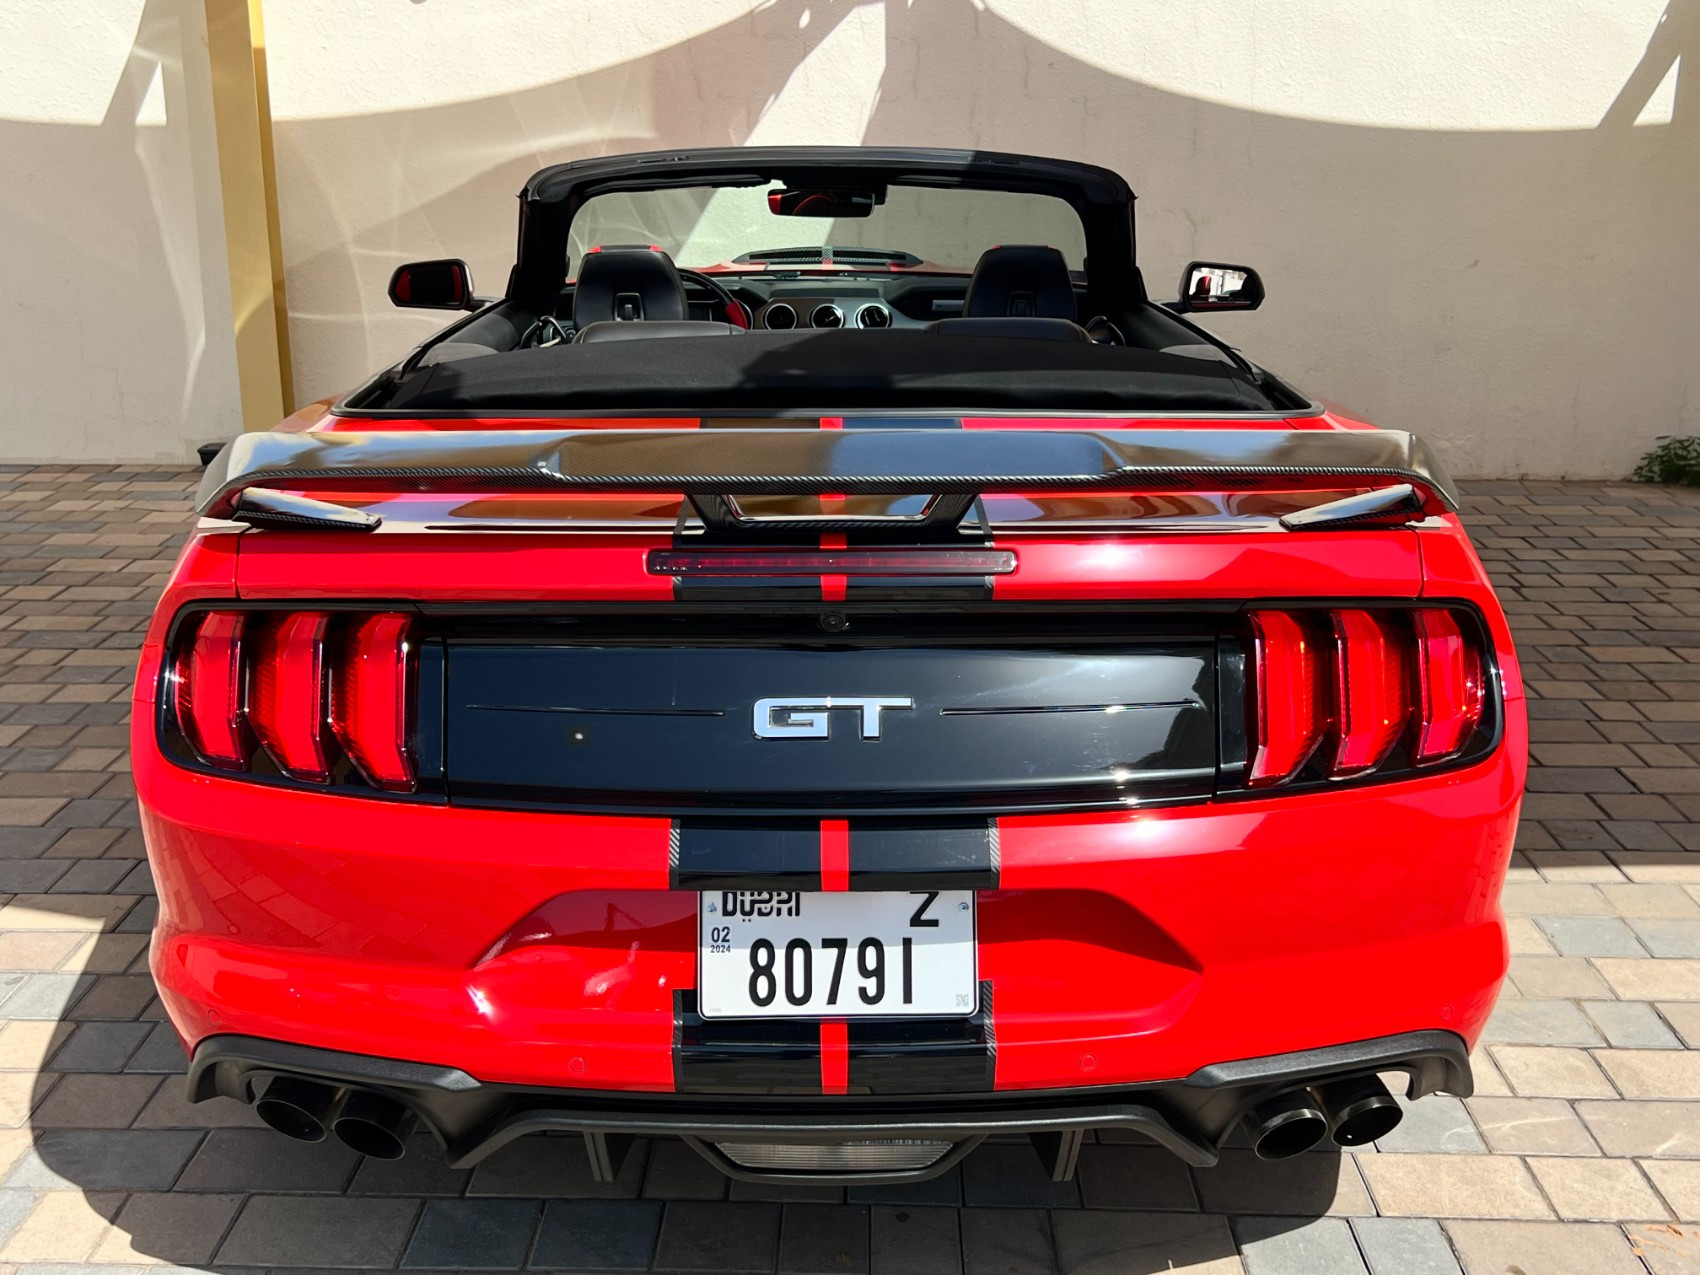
(204, 0, 293, 427)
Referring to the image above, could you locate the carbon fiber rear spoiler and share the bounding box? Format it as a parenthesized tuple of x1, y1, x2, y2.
(197, 427, 1457, 533)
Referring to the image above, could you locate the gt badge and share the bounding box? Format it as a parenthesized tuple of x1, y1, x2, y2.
(753, 696, 914, 740)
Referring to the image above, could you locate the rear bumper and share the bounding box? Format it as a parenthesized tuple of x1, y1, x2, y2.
(139, 716, 1520, 1094)
(190, 1028, 1472, 1177)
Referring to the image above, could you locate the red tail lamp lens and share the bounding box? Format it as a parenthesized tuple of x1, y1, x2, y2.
(331, 614, 416, 792)
(1331, 610, 1412, 774)
(1414, 610, 1485, 763)
(1249, 611, 1328, 785)
(248, 612, 333, 781)
(174, 611, 247, 769)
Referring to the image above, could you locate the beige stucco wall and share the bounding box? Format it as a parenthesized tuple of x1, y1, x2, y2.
(0, 0, 244, 462)
(4, 2, 1696, 474)
(260, 0, 1698, 479)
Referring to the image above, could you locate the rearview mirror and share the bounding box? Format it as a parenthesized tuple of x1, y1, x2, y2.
(767, 187, 882, 218)
(388, 259, 476, 310)
(1174, 261, 1264, 313)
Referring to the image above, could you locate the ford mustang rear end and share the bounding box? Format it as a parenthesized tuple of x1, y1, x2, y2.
(134, 148, 1523, 1185)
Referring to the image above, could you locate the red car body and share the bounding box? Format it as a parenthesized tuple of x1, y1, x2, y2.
(135, 148, 1523, 1183)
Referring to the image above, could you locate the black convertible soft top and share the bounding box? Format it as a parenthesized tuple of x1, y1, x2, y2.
(380, 331, 1278, 415)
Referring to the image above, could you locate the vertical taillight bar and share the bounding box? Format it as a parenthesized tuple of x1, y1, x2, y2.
(1330, 610, 1411, 775)
(1248, 611, 1328, 786)
(173, 611, 247, 769)
(247, 612, 333, 781)
(330, 614, 416, 793)
(1247, 605, 1489, 787)
(1413, 610, 1485, 763)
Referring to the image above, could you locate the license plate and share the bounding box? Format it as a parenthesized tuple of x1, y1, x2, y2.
(698, 890, 976, 1019)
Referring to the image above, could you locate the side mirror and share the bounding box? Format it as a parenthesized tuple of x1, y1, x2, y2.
(1174, 261, 1264, 313)
(388, 259, 476, 310)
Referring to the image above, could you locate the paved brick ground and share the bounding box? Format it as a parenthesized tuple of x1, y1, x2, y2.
(0, 466, 1693, 1272)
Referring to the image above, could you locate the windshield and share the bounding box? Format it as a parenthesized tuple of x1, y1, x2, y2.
(566, 182, 1087, 272)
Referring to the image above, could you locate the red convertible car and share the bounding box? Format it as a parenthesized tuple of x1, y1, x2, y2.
(134, 148, 1524, 1184)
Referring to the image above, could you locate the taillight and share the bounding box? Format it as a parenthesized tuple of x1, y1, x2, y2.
(1248, 611, 1328, 785)
(248, 612, 332, 781)
(1247, 606, 1490, 787)
(330, 615, 416, 792)
(167, 609, 417, 793)
(1413, 610, 1485, 763)
(1330, 610, 1410, 775)
(172, 611, 247, 769)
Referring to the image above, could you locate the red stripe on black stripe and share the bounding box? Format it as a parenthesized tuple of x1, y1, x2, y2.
(821, 819, 850, 891)
(820, 1020, 849, 1095)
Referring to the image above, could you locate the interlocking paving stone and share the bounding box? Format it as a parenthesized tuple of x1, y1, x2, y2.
(870, 1205, 960, 1275)
(5, 1129, 201, 1191)
(173, 1128, 359, 1194)
(467, 1132, 648, 1199)
(1348, 1217, 1462, 1275)
(1444, 1219, 1648, 1275)
(959, 1208, 1055, 1275)
(1371, 1096, 1486, 1154)
(1581, 999, 1684, 1049)
(777, 1202, 870, 1274)
(1074, 1144, 1198, 1211)
(400, 1197, 540, 1269)
(1233, 1215, 1367, 1275)
(530, 1198, 663, 1270)
(960, 1144, 1080, 1209)
(652, 1200, 781, 1273)
(1192, 1150, 1372, 1217)
(215, 1194, 420, 1267)
(1049, 1209, 1236, 1274)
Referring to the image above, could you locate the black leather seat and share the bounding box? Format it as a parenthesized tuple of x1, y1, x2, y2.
(962, 245, 1077, 320)
(575, 320, 742, 344)
(928, 318, 1088, 342)
(571, 246, 689, 326)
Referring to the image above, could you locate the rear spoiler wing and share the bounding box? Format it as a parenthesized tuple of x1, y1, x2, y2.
(197, 428, 1458, 535)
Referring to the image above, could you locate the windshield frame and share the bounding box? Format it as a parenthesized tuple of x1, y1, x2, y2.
(509, 146, 1142, 316)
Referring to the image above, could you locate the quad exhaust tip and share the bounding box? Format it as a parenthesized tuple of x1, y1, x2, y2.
(333, 1090, 419, 1160)
(254, 1077, 417, 1159)
(1241, 1089, 1330, 1160)
(1242, 1074, 1405, 1159)
(1314, 1074, 1404, 1147)
(254, 1076, 342, 1143)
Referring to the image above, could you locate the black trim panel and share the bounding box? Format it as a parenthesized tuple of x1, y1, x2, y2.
(847, 980, 996, 1094)
(673, 990, 820, 1094)
(847, 819, 998, 891)
(670, 820, 822, 892)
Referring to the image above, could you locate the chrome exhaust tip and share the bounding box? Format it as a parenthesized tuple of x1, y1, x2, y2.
(254, 1076, 344, 1143)
(1315, 1074, 1403, 1146)
(1241, 1089, 1330, 1160)
(332, 1090, 418, 1160)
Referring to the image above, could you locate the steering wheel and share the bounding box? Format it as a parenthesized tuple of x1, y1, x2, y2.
(677, 269, 751, 328)
(522, 314, 573, 348)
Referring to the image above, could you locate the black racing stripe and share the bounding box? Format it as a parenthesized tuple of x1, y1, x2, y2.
(671, 575, 825, 603)
(842, 574, 992, 601)
(839, 417, 964, 430)
(673, 990, 821, 1094)
(671, 819, 822, 891)
(846, 980, 995, 1094)
(699, 417, 824, 429)
(848, 819, 999, 891)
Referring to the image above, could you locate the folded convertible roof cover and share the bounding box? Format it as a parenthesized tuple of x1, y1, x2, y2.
(377, 331, 1279, 414)
(197, 425, 1458, 519)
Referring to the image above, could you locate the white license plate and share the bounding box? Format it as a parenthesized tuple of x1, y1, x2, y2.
(698, 890, 976, 1019)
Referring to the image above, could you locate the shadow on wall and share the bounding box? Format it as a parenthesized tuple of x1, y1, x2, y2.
(272, 0, 1699, 479)
(0, 0, 243, 461)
